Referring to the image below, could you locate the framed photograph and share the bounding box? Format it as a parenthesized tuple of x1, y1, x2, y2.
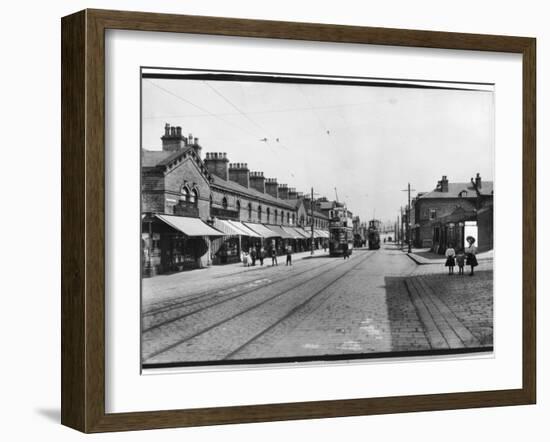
(61, 9, 536, 433)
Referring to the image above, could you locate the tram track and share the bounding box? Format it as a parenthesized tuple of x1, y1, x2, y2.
(224, 251, 374, 359)
(142, 257, 338, 333)
(143, 251, 374, 363)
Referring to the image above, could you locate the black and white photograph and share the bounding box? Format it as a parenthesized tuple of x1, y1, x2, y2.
(140, 68, 494, 369)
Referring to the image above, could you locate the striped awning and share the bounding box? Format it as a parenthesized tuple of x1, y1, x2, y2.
(295, 227, 313, 238)
(155, 214, 223, 237)
(226, 220, 262, 237)
(265, 225, 295, 240)
(244, 222, 280, 238)
(315, 229, 330, 238)
(213, 219, 243, 236)
(283, 226, 307, 239)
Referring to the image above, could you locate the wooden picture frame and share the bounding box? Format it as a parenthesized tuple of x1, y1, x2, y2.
(61, 9, 536, 433)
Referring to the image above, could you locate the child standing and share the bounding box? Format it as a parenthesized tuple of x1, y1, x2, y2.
(445, 243, 456, 275)
(456, 253, 465, 275)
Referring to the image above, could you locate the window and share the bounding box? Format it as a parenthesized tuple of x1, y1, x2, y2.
(258, 205, 262, 222)
(180, 187, 189, 202)
(209, 194, 213, 208)
(248, 203, 252, 221)
(300, 215, 305, 226)
(236, 200, 241, 214)
(292, 214, 295, 225)
(274, 210, 278, 224)
(190, 188, 198, 206)
(222, 196, 228, 210)
(266, 207, 271, 223)
(286, 212, 290, 224)
(429, 209, 437, 220)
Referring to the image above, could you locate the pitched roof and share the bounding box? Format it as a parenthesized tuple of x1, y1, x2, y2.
(418, 181, 494, 199)
(141, 147, 193, 168)
(211, 175, 295, 210)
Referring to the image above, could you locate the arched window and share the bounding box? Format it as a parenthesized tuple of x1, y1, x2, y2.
(209, 194, 213, 208)
(274, 210, 278, 224)
(181, 186, 189, 202)
(236, 200, 241, 214)
(258, 205, 262, 222)
(286, 212, 290, 224)
(300, 215, 305, 226)
(292, 214, 295, 225)
(266, 207, 271, 223)
(222, 196, 228, 210)
(190, 188, 198, 206)
(248, 203, 252, 221)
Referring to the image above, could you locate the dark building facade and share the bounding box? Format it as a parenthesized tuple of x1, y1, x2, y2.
(412, 174, 494, 253)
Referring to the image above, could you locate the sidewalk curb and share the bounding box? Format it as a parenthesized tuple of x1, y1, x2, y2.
(406, 252, 494, 266)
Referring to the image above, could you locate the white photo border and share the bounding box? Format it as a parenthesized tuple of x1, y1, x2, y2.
(105, 29, 522, 413)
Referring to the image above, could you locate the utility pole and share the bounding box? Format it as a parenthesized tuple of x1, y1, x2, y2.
(310, 187, 315, 255)
(401, 183, 416, 253)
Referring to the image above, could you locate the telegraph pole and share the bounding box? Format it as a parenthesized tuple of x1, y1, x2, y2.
(310, 187, 315, 255)
(401, 183, 415, 253)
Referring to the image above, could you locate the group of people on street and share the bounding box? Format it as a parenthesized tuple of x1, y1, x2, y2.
(444, 236, 479, 276)
(241, 245, 294, 267)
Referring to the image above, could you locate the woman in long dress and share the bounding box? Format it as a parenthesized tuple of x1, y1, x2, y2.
(465, 236, 479, 276)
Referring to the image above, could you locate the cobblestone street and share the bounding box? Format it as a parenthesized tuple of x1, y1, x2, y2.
(142, 243, 493, 367)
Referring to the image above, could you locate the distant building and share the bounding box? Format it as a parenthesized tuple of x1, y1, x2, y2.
(412, 174, 493, 252)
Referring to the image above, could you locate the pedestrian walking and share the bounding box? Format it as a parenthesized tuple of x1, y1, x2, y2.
(241, 250, 248, 267)
(251, 246, 257, 266)
(342, 243, 349, 260)
(285, 245, 292, 266)
(465, 236, 478, 276)
(456, 253, 465, 275)
(271, 247, 278, 266)
(259, 246, 265, 266)
(445, 243, 456, 275)
(246, 252, 253, 267)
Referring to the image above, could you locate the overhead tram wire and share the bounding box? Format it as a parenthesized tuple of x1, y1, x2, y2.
(145, 79, 265, 143)
(202, 81, 291, 153)
(202, 81, 299, 184)
(296, 84, 340, 152)
(142, 99, 375, 120)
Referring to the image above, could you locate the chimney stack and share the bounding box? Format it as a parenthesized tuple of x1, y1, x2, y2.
(265, 178, 278, 198)
(161, 123, 188, 152)
(250, 171, 266, 193)
(204, 152, 229, 180)
(229, 163, 250, 188)
(475, 173, 482, 189)
(278, 184, 289, 200)
(440, 175, 449, 193)
(288, 187, 298, 199)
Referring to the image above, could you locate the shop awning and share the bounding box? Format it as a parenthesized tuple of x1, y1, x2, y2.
(244, 222, 280, 238)
(213, 219, 244, 236)
(265, 225, 295, 240)
(295, 227, 313, 238)
(155, 214, 223, 237)
(317, 230, 330, 238)
(283, 226, 307, 239)
(226, 220, 262, 238)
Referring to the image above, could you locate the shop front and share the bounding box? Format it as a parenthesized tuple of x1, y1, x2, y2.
(142, 214, 223, 276)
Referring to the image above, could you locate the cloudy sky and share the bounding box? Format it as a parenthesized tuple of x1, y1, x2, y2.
(141, 72, 494, 223)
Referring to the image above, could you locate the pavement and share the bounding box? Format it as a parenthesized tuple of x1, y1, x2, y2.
(141, 243, 493, 366)
(404, 246, 494, 265)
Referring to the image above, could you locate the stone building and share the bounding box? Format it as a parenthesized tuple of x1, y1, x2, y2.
(141, 124, 332, 275)
(412, 174, 494, 252)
